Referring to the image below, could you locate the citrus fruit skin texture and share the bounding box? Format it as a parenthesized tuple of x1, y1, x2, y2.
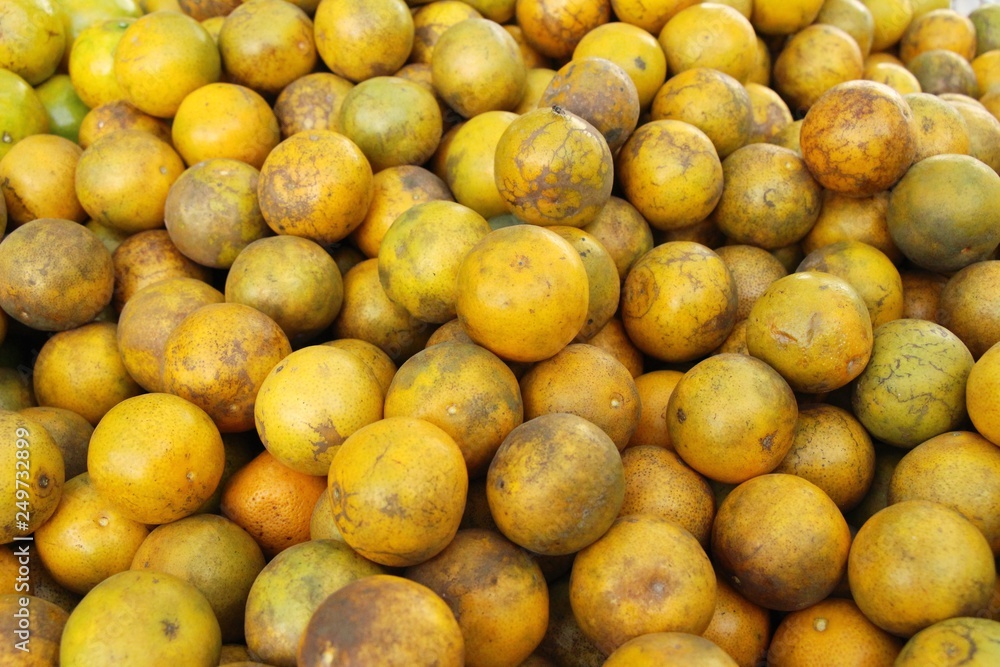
(604, 632, 738, 667)
(0, 410, 65, 542)
(0, 594, 66, 666)
(767, 598, 902, 666)
(895, 617, 1000, 666)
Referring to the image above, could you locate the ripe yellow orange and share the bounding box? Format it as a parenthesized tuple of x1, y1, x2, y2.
(111, 230, 212, 313)
(0, 133, 85, 228)
(515, 0, 610, 60)
(0, 411, 65, 543)
(702, 577, 771, 667)
(273, 72, 354, 138)
(0, 0, 66, 86)
(895, 617, 1000, 665)
(605, 632, 738, 666)
(68, 19, 134, 110)
(767, 598, 902, 665)
(76, 99, 171, 150)
(573, 21, 668, 109)
(659, 3, 758, 83)
(0, 69, 49, 162)
(313, 0, 413, 83)
(816, 0, 877, 57)
(802, 190, 900, 263)
(773, 24, 865, 112)
(455, 225, 589, 363)
(751, 0, 825, 35)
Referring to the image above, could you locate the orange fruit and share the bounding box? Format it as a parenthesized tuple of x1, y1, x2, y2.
(550, 226, 620, 341)
(113, 10, 221, 118)
(520, 343, 641, 451)
(88, 393, 225, 525)
(895, 617, 1000, 665)
(972, 50, 1000, 96)
(815, 0, 876, 58)
(244, 539, 384, 663)
(257, 130, 373, 245)
(659, 4, 757, 83)
(68, 18, 133, 109)
(701, 577, 771, 667)
(774, 24, 865, 113)
(622, 241, 738, 362)
(383, 342, 522, 478)
(298, 575, 464, 667)
(112, 229, 212, 312)
(328, 417, 468, 567)
(971, 5, 1000, 56)
(0, 410, 65, 542)
(539, 57, 640, 153)
(797, 240, 904, 328)
(535, 576, 605, 665)
(314, 0, 413, 83)
(948, 97, 1000, 173)
(901, 269, 947, 322)
(225, 235, 344, 345)
(848, 500, 996, 636)
(273, 72, 354, 139)
(130, 514, 265, 643)
(586, 316, 645, 378)
(0, 218, 113, 331)
(888, 430, 1000, 554)
(487, 413, 624, 555)
(163, 159, 270, 269)
(864, 61, 923, 95)
(494, 106, 613, 228)
(76, 129, 186, 233)
(616, 120, 724, 231)
(405, 529, 549, 667)
(863, 0, 914, 52)
(0, 69, 49, 162)
(801, 190, 900, 264)
(0, 134, 85, 228)
(117, 277, 223, 393)
(745, 82, 794, 144)
(34, 472, 149, 596)
(851, 319, 973, 449)
(609, 0, 698, 35)
(767, 598, 902, 665)
(938, 260, 1000, 359)
(968, 342, 1000, 447)
(218, 0, 316, 96)
(628, 370, 684, 449)
(171, 83, 280, 169)
(800, 80, 916, 197)
(353, 164, 454, 258)
(76, 99, 171, 150)
(515, 0, 610, 60)
(569, 513, 717, 654)
(19, 406, 92, 480)
(333, 257, 434, 362)
(0, 594, 66, 666)
(712, 473, 851, 611)
(220, 450, 327, 558)
(605, 632, 738, 666)
(908, 49, 980, 96)
(667, 353, 798, 484)
(746, 272, 873, 394)
(581, 197, 654, 281)
(714, 245, 789, 321)
(846, 445, 905, 529)
(432, 18, 525, 118)
(751, 0, 824, 35)
(455, 225, 589, 363)
(442, 111, 517, 220)
(33, 321, 142, 426)
(0, 0, 66, 86)
(619, 445, 715, 546)
(774, 404, 876, 512)
(162, 303, 291, 433)
(378, 200, 490, 324)
(573, 21, 668, 109)
(900, 8, 977, 65)
(712, 143, 823, 249)
(254, 345, 383, 476)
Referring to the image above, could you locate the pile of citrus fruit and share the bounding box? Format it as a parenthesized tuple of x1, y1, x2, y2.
(2, 0, 1000, 664)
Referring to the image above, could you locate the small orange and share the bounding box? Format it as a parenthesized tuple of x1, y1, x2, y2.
(113, 10, 221, 118)
(0, 411, 65, 542)
(800, 80, 916, 198)
(619, 445, 715, 546)
(937, 260, 1000, 359)
(112, 231, 212, 314)
(701, 577, 771, 667)
(162, 303, 292, 433)
(221, 450, 327, 558)
(76, 99, 171, 150)
(864, 0, 915, 52)
(273, 72, 354, 139)
(313, 0, 413, 83)
(515, 0, 610, 60)
(0, 594, 66, 666)
(487, 413, 624, 556)
(767, 598, 902, 665)
(816, 0, 876, 57)
(629, 370, 684, 449)
(572, 21, 668, 109)
(19, 406, 93, 480)
(443, 111, 517, 220)
(801, 190, 900, 263)
(35, 472, 149, 596)
(586, 317, 645, 378)
(328, 417, 468, 567)
(383, 342, 523, 478)
(849, 500, 996, 636)
(68, 18, 133, 110)
(88, 393, 225, 525)
(895, 617, 1000, 665)
(905, 91, 971, 161)
(864, 61, 923, 95)
(714, 245, 789, 321)
(712, 474, 851, 611)
(745, 82, 794, 144)
(323, 338, 397, 398)
(405, 529, 549, 667)
(455, 225, 589, 363)
(751, 0, 824, 35)
(659, 3, 758, 83)
(218, 0, 316, 96)
(901, 269, 947, 321)
(968, 342, 1000, 446)
(550, 226, 620, 341)
(622, 241, 737, 362)
(171, 83, 280, 169)
(900, 8, 977, 65)
(569, 514, 717, 654)
(0, 69, 49, 162)
(33, 322, 142, 426)
(581, 196, 654, 281)
(605, 632, 738, 666)
(0, 134, 85, 227)
(412, 2, 484, 64)
(773, 24, 865, 112)
(907, 49, 979, 97)
(257, 131, 373, 245)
